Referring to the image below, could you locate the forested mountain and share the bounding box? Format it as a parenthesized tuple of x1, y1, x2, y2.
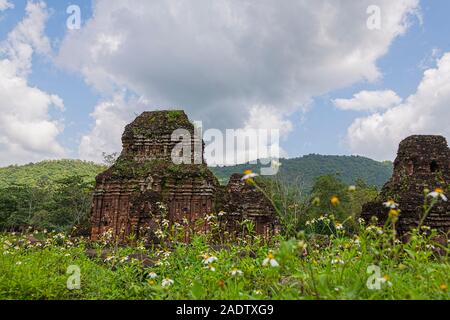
(210, 154, 393, 190)
(0, 160, 106, 188)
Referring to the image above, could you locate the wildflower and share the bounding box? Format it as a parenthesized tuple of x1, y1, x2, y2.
(206, 265, 216, 272)
(120, 256, 129, 263)
(253, 290, 263, 295)
(241, 170, 258, 185)
(330, 196, 340, 206)
(155, 259, 170, 267)
(335, 223, 344, 231)
(380, 275, 393, 287)
(202, 254, 218, 265)
(218, 211, 225, 217)
(262, 251, 279, 267)
(148, 280, 156, 286)
(104, 256, 115, 262)
(148, 272, 158, 279)
(230, 268, 243, 276)
(383, 200, 399, 209)
(388, 209, 400, 219)
(162, 219, 170, 228)
(16, 261, 22, 266)
(348, 185, 357, 192)
(162, 278, 174, 287)
(155, 229, 165, 239)
(427, 188, 448, 201)
(440, 284, 448, 291)
(331, 258, 344, 265)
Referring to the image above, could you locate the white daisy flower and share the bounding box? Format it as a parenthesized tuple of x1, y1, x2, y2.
(230, 268, 243, 276)
(162, 278, 174, 287)
(428, 188, 448, 202)
(262, 252, 279, 267)
(202, 254, 218, 265)
(383, 200, 399, 209)
(241, 170, 259, 181)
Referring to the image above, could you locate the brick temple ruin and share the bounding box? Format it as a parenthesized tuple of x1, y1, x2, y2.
(362, 135, 450, 233)
(90, 111, 279, 242)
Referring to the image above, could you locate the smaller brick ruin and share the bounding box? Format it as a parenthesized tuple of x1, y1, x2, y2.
(90, 111, 279, 243)
(362, 135, 450, 233)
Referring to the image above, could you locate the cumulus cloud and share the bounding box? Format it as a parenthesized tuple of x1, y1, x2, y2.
(346, 52, 450, 161)
(0, 1, 65, 166)
(56, 0, 420, 162)
(79, 93, 150, 161)
(0, 0, 13, 12)
(333, 90, 402, 111)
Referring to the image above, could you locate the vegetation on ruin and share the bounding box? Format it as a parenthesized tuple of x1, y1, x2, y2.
(126, 111, 194, 139)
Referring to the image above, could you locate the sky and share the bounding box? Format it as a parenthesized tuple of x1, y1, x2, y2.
(0, 0, 449, 166)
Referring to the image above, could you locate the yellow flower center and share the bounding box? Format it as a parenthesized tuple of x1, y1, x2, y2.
(267, 252, 275, 260)
(244, 170, 253, 175)
(331, 196, 340, 206)
(435, 188, 444, 194)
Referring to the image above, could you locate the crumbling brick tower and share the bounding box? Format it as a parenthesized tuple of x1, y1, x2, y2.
(90, 111, 219, 242)
(362, 135, 450, 233)
(90, 110, 279, 242)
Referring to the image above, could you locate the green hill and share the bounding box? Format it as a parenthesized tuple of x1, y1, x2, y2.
(210, 154, 393, 190)
(0, 160, 106, 188)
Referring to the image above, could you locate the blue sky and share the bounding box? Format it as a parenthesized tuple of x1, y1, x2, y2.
(1, 0, 450, 166)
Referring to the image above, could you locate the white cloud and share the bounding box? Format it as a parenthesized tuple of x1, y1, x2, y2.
(56, 0, 420, 162)
(0, 1, 65, 166)
(333, 90, 402, 111)
(0, 0, 13, 12)
(79, 93, 150, 162)
(346, 52, 450, 161)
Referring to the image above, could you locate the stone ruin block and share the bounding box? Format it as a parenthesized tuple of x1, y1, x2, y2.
(362, 135, 450, 233)
(90, 111, 279, 242)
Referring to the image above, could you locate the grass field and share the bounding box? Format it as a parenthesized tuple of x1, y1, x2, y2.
(1, 218, 448, 300)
